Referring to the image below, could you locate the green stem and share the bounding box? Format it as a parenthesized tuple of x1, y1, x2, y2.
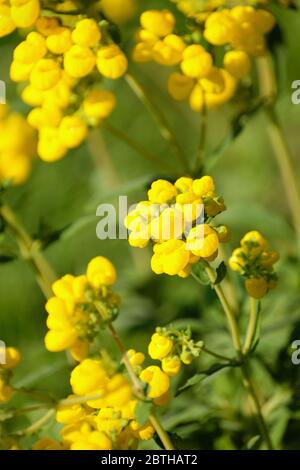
(256, 56, 300, 246)
(125, 72, 189, 174)
(195, 264, 274, 449)
(241, 362, 274, 450)
(18, 409, 55, 436)
(149, 413, 175, 451)
(202, 345, 233, 363)
(103, 122, 177, 175)
(204, 263, 242, 353)
(265, 105, 300, 244)
(107, 323, 175, 450)
(243, 297, 259, 355)
(0, 204, 56, 299)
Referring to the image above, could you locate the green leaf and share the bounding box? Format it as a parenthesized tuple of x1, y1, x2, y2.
(244, 435, 262, 450)
(176, 362, 238, 396)
(0, 409, 14, 422)
(135, 401, 153, 426)
(214, 261, 227, 285)
(191, 262, 210, 285)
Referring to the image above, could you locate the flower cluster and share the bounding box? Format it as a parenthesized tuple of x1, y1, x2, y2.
(133, 7, 275, 111)
(59, 358, 156, 450)
(6, 11, 127, 162)
(45, 256, 120, 361)
(0, 346, 21, 403)
(125, 176, 229, 277)
(0, 0, 40, 38)
(147, 327, 203, 375)
(32, 358, 154, 450)
(229, 231, 279, 298)
(0, 104, 36, 187)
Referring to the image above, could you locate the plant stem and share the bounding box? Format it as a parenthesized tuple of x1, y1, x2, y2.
(125, 72, 189, 174)
(103, 122, 177, 175)
(202, 345, 233, 363)
(204, 263, 242, 353)
(107, 323, 175, 450)
(18, 409, 55, 436)
(108, 324, 144, 397)
(149, 412, 175, 451)
(241, 362, 274, 450)
(256, 56, 300, 246)
(196, 264, 274, 449)
(265, 105, 300, 244)
(0, 204, 56, 299)
(243, 297, 259, 355)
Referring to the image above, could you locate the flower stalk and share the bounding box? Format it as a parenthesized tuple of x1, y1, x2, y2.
(0, 204, 56, 299)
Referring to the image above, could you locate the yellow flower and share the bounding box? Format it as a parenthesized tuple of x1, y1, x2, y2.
(241, 230, 268, 257)
(148, 333, 173, 360)
(192, 175, 215, 197)
(148, 179, 177, 204)
(175, 176, 194, 192)
(46, 27, 73, 54)
(204, 10, 236, 46)
(181, 45, 213, 79)
(83, 90, 116, 121)
(10, 0, 40, 29)
(96, 44, 128, 79)
(0, 5, 16, 38)
(0, 152, 32, 185)
(0, 347, 21, 369)
(36, 16, 61, 36)
(130, 420, 155, 440)
(58, 115, 87, 149)
(72, 19, 101, 47)
(70, 359, 109, 396)
(56, 396, 87, 425)
(140, 9, 175, 37)
(13, 33, 46, 64)
(161, 355, 181, 376)
(230, 231, 279, 298)
(224, 50, 251, 79)
(127, 349, 145, 367)
(150, 208, 185, 242)
(140, 366, 170, 399)
(229, 247, 247, 272)
(187, 224, 219, 259)
(38, 127, 67, 162)
(86, 256, 117, 287)
(152, 34, 185, 66)
(71, 431, 112, 450)
(0, 111, 35, 185)
(64, 45, 96, 78)
(10, 60, 34, 82)
(30, 59, 62, 91)
(0, 378, 13, 403)
(27, 104, 62, 129)
(168, 72, 195, 101)
(151, 239, 190, 276)
(245, 278, 268, 299)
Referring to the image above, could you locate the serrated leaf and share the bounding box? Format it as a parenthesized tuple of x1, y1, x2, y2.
(214, 261, 227, 285)
(176, 362, 238, 396)
(135, 401, 153, 426)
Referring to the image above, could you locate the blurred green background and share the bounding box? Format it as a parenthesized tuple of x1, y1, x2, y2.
(1, 0, 300, 449)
